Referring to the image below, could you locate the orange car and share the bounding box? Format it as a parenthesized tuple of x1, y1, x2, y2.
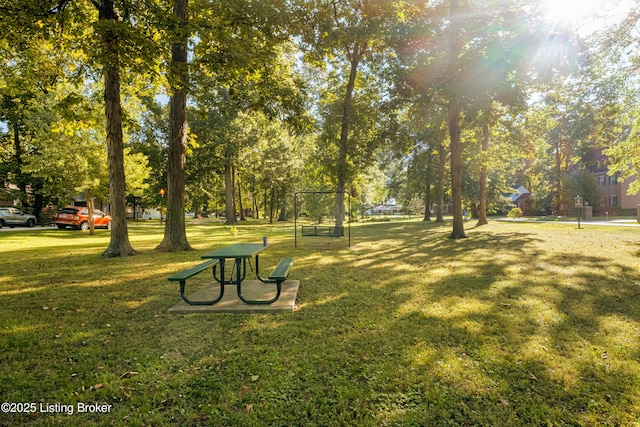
(54, 206, 112, 230)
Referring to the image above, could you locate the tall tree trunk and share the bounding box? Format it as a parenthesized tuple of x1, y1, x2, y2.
(423, 186, 431, 221)
(263, 189, 268, 219)
(477, 123, 489, 226)
(448, 97, 466, 239)
(237, 171, 246, 221)
(554, 136, 562, 215)
(12, 118, 21, 168)
(157, 0, 192, 252)
(33, 182, 44, 224)
(278, 190, 287, 221)
(470, 203, 478, 219)
(269, 187, 275, 224)
(448, 0, 466, 239)
(423, 146, 433, 221)
(224, 161, 237, 225)
(252, 193, 258, 219)
(231, 165, 237, 218)
(87, 190, 95, 235)
(99, 0, 136, 257)
(336, 55, 360, 229)
(436, 142, 445, 222)
(11, 118, 28, 207)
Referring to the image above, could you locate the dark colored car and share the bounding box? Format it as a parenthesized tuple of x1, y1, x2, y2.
(0, 207, 37, 228)
(54, 206, 112, 230)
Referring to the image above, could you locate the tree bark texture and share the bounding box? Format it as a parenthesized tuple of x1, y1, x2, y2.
(100, 0, 136, 257)
(436, 142, 445, 222)
(335, 56, 360, 229)
(447, 0, 467, 239)
(448, 97, 466, 239)
(157, 0, 192, 252)
(252, 194, 259, 219)
(477, 123, 489, 226)
(269, 187, 275, 224)
(278, 191, 287, 221)
(87, 190, 95, 235)
(423, 147, 433, 221)
(237, 172, 246, 220)
(554, 136, 563, 215)
(224, 161, 237, 224)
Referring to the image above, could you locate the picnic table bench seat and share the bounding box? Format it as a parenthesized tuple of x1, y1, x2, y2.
(244, 257, 293, 305)
(168, 258, 221, 305)
(268, 257, 294, 284)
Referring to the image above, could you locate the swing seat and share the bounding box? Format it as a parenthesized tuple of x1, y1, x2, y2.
(301, 225, 344, 237)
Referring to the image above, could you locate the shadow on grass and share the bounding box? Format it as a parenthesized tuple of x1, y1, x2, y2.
(215, 221, 640, 425)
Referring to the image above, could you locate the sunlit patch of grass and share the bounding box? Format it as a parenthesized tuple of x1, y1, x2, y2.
(423, 297, 494, 319)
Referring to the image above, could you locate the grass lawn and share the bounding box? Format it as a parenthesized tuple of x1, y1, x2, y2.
(1, 219, 640, 426)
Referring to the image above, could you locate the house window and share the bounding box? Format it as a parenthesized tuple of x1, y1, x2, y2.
(598, 175, 606, 186)
(609, 174, 617, 186)
(610, 195, 618, 207)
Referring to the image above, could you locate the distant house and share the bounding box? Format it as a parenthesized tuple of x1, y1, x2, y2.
(67, 193, 110, 212)
(0, 184, 17, 207)
(586, 149, 640, 215)
(508, 186, 535, 215)
(370, 199, 404, 215)
(0, 183, 27, 207)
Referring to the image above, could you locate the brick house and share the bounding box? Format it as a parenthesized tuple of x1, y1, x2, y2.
(588, 149, 640, 215)
(0, 184, 23, 207)
(508, 186, 536, 215)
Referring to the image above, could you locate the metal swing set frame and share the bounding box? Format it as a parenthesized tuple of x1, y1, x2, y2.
(294, 191, 351, 248)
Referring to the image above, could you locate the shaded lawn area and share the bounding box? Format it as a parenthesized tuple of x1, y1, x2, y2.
(1, 219, 640, 426)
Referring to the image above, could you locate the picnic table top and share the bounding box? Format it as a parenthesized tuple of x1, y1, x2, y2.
(201, 243, 268, 259)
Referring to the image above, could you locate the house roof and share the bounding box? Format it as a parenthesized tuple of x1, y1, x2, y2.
(509, 186, 529, 202)
(509, 186, 535, 203)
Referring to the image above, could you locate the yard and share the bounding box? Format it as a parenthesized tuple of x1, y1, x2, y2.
(1, 219, 640, 426)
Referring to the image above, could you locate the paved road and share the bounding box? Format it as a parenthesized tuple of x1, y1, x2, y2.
(0, 225, 54, 232)
(497, 218, 640, 227)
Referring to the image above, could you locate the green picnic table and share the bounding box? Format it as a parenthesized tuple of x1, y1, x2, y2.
(168, 243, 293, 306)
(202, 243, 293, 305)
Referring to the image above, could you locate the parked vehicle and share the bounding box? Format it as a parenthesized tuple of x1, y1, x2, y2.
(0, 207, 37, 228)
(54, 206, 112, 230)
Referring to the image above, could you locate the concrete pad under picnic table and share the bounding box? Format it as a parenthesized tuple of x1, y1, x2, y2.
(167, 280, 300, 314)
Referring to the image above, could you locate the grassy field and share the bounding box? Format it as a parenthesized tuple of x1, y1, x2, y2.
(1, 218, 640, 426)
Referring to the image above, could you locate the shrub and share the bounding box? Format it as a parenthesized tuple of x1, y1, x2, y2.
(507, 207, 523, 218)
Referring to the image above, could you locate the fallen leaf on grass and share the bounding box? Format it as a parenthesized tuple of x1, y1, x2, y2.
(119, 386, 132, 399)
(119, 371, 139, 379)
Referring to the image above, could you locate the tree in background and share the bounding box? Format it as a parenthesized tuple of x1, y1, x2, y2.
(191, 33, 308, 224)
(295, 0, 396, 229)
(562, 168, 599, 208)
(0, 16, 69, 221)
(156, 0, 192, 252)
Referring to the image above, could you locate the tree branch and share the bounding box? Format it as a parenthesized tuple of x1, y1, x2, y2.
(48, 0, 73, 14)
